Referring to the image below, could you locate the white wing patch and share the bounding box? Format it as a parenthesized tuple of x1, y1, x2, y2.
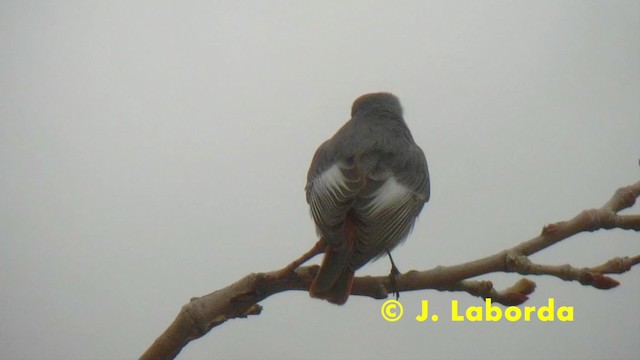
(364, 176, 414, 215)
(314, 163, 348, 198)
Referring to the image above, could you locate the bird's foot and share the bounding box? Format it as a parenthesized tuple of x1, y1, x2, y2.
(386, 248, 401, 300)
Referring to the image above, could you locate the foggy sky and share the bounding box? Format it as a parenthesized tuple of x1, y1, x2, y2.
(1, 1, 638, 359)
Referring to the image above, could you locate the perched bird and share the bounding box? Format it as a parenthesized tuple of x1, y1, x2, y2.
(306, 92, 430, 304)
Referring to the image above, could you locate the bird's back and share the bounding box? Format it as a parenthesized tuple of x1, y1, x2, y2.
(306, 92, 429, 304)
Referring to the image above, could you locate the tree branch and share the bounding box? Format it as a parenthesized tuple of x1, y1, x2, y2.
(140, 180, 639, 360)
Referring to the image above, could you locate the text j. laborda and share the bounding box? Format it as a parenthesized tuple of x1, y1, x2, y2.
(380, 298, 574, 323)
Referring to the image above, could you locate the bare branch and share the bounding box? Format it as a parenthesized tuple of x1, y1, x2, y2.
(436, 278, 536, 306)
(140, 180, 639, 360)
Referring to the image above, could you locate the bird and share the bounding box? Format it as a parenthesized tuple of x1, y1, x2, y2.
(305, 92, 430, 305)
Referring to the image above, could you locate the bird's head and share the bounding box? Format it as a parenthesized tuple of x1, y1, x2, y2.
(351, 92, 403, 117)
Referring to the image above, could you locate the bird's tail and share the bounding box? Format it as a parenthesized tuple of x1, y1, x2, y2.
(309, 214, 356, 305)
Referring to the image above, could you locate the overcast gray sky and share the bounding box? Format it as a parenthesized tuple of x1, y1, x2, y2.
(1, 1, 639, 359)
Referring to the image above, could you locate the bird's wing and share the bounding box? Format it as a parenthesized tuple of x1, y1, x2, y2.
(349, 145, 430, 268)
(306, 140, 364, 241)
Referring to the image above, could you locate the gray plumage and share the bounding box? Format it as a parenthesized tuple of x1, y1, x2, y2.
(306, 92, 430, 304)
